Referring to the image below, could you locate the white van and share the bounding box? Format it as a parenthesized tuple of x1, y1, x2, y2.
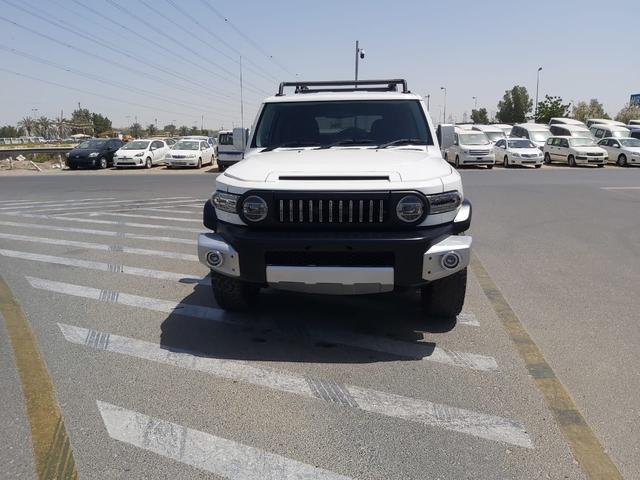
(585, 118, 626, 128)
(471, 124, 506, 143)
(549, 124, 594, 138)
(548, 118, 587, 127)
(443, 128, 495, 168)
(217, 129, 247, 171)
(492, 124, 512, 136)
(589, 124, 630, 140)
(510, 123, 552, 148)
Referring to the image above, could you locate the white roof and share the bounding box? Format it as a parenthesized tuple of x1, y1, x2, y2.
(553, 124, 591, 131)
(472, 124, 504, 132)
(587, 118, 626, 127)
(590, 124, 630, 131)
(263, 91, 422, 103)
(218, 130, 232, 134)
(514, 123, 550, 131)
(549, 118, 585, 126)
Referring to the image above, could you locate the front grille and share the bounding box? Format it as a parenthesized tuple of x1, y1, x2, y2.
(266, 251, 394, 267)
(468, 149, 490, 156)
(276, 196, 388, 224)
(522, 153, 538, 158)
(586, 152, 602, 157)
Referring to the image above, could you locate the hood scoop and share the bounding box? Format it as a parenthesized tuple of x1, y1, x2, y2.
(278, 175, 391, 181)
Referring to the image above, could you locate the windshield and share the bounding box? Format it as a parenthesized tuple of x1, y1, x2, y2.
(120, 141, 150, 150)
(251, 100, 431, 149)
(620, 138, 640, 147)
(485, 131, 506, 142)
(172, 141, 200, 150)
(611, 130, 629, 138)
(570, 138, 596, 147)
(218, 133, 233, 145)
(508, 139, 536, 148)
(529, 130, 552, 142)
(77, 139, 107, 149)
(459, 133, 489, 145)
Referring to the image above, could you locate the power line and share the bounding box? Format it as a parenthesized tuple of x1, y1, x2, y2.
(198, 0, 296, 78)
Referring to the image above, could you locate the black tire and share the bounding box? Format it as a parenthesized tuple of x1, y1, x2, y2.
(568, 155, 576, 167)
(504, 155, 509, 168)
(486, 164, 494, 169)
(197, 158, 202, 169)
(544, 152, 551, 164)
(210, 271, 259, 311)
(145, 157, 152, 169)
(535, 164, 542, 169)
(218, 164, 226, 172)
(597, 164, 605, 168)
(455, 155, 460, 168)
(421, 268, 467, 319)
(69, 165, 77, 170)
(617, 154, 627, 167)
(99, 157, 107, 169)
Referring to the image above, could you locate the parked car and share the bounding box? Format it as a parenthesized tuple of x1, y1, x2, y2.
(65, 138, 124, 169)
(543, 136, 607, 167)
(492, 124, 512, 136)
(597, 137, 640, 167)
(510, 123, 552, 149)
(217, 129, 247, 171)
(165, 139, 214, 168)
(113, 139, 170, 169)
(494, 138, 543, 168)
(589, 124, 630, 141)
(163, 137, 178, 146)
(443, 129, 495, 168)
(549, 124, 594, 138)
(182, 135, 216, 148)
(585, 118, 626, 128)
(628, 120, 640, 126)
(471, 124, 506, 143)
(548, 117, 587, 127)
(626, 125, 640, 140)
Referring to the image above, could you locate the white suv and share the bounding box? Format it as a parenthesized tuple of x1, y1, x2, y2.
(198, 79, 472, 319)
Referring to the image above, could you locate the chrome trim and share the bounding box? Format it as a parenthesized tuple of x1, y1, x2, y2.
(197, 233, 240, 277)
(422, 235, 472, 281)
(339, 200, 343, 222)
(309, 200, 313, 222)
(379, 200, 384, 222)
(299, 199, 303, 222)
(359, 200, 363, 222)
(279, 200, 283, 222)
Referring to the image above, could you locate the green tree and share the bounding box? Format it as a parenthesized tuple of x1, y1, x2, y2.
(535, 95, 571, 124)
(91, 113, 112, 135)
(470, 108, 489, 124)
(496, 86, 532, 123)
(17, 116, 35, 136)
(178, 125, 189, 136)
(35, 116, 52, 138)
(189, 126, 200, 135)
(53, 116, 70, 138)
(130, 122, 143, 138)
(163, 124, 176, 135)
(572, 99, 610, 122)
(0, 125, 20, 137)
(147, 124, 157, 136)
(615, 103, 640, 124)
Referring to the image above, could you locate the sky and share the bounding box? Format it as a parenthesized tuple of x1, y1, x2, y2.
(1, 0, 639, 130)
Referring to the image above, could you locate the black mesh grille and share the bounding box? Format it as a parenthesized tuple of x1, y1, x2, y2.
(265, 251, 394, 267)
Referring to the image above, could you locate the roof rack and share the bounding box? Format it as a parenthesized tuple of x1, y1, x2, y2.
(276, 79, 409, 96)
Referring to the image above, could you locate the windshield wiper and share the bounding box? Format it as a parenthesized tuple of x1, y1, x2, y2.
(315, 139, 376, 149)
(376, 138, 427, 149)
(261, 141, 319, 152)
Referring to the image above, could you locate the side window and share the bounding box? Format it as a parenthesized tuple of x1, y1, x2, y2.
(595, 129, 604, 138)
(201, 142, 208, 150)
(600, 139, 609, 147)
(495, 140, 503, 148)
(513, 127, 522, 137)
(554, 138, 563, 146)
(152, 141, 163, 149)
(546, 138, 554, 146)
(561, 139, 569, 148)
(611, 140, 620, 147)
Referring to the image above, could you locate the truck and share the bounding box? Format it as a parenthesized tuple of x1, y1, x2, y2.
(198, 79, 472, 319)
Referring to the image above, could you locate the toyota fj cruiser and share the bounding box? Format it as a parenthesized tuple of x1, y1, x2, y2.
(199, 79, 472, 319)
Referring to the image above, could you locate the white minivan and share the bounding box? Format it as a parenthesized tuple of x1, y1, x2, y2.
(510, 123, 552, 149)
(589, 124, 630, 141)
(471, 124, 506, 143)
(543, 136, 607, 167)
(444, 129, 495, 168)
(549, 124, 594, 138)
(585, 118, 626, 128)
(548, 118, 587, 127)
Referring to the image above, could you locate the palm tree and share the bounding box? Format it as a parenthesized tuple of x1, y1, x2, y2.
(178, 125, 189, 136)
(147, 124, 157, 136)
(53, 116, 71, 139)
(36, 116, 52, 139)
(130, 122, 142, 138)
(17, 116, 35, 136)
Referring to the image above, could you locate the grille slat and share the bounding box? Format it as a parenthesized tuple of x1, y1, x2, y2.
(276, 194, 388, 225)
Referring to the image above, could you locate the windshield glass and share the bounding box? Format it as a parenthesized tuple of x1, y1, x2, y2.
(77, 139, 107, 149)
(485, 131, 506, 142)
(611, 130, 629, 138)
(529, 130, 551, 142)
(508, 139, 536, 148)
(218, 133, 233, 145)
(120, 141, 150, 150)
(251, 100, 431, 149)
(620, 138, 640, 147)
(570, 138, 596, 147)
(172, 141, 200, 150)
(459, 133, 489, 145)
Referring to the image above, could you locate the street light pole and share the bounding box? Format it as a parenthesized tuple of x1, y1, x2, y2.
(535, 66, 542, 122)
(440, 87, 447, 124)
(426, 94, 430, 111)
(354, 41, 365, 85)
(472, 96, 477, 110)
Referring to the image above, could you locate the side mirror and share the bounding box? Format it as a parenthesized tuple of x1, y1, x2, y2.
(614, 145, 621, 148)
(150, 146, 156, 151)
(233, 128, 247, 152)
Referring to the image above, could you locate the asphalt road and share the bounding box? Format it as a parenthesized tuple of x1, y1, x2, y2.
(0, 166, 637, 479)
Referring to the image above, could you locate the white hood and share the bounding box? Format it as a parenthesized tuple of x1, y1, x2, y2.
(225, 148, 452, 183)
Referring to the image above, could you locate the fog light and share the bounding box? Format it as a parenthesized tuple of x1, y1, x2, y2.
(441, 252, 460, 270)
(206, 250, 224, 268)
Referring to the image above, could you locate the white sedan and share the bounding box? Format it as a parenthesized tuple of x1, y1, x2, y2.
(598, 137, 640, 167)
(114, 139, 169, 168)
(494, 138, 543, 168)
(165, 139, 214, 168)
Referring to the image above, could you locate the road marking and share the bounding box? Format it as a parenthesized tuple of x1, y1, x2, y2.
(59, 324, 531, 447)
(470, 253, 622, 477)
(97, 401, 354, 480)
(4, 212, 204, 233)
(0, 196, 199, 212)
(27, 277, 494, 370)
(0, 220, 195, 245)
(0, 197, 115, 207)
(93, 212, 201, 223)
(0, 276, 77, 478)
(27, 198, 202, 214)
(457, 312, 480, 326)
(600, 186, 640, 190)
(125, 207, 202, 216)
(0, 249, 209, 285)
(0, 232, 198, 261)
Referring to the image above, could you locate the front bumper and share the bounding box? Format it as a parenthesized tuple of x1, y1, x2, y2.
(510, 156, 543, 165)
(198, 200, 472, 292)
(114, 158, 145, 167)
(460, 153, 495, 165)
(66, 157, 99, 167)
(166, 158, 198, 167)
(575, 156, 606, 164)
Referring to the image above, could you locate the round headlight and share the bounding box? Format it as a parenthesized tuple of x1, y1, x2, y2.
(396, 195, 424, 223)
(242, 195, 268, 222)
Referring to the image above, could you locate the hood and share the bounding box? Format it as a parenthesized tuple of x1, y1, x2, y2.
(573, 146, 606, 153)
(622, 146, 640, 153)
(69, 148, 103, 157)
(116, 149, 146, 156)
(225, 148, 452, 183)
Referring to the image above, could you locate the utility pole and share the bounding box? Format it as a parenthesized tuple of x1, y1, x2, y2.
(240, 55, 244, 136)
(472, 96, 478, 110)
(535, 66, 542, 122)
(354, 40, 365, 85)
(440, 87, 447, 124)
(201, 115, 204, 131)
(426, 94, 430, 111)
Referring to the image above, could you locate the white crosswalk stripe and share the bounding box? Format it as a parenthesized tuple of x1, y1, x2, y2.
(3, 212, 204, 233)
(92, 212, 202, 223)
(125, 207, 202, 216)
(0, 232, 198, 261)
(0, 249, 208, 284)
(62, 325, 530, 447)
(0, 220, 195, 245)
(27, 198, 203, 214)
(0, 196, 200, 212)
(0, 197, 115, 207)
(97, 401, 355, 480)
(457, 312, 480, 326)
(26, 277, 496, 370)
